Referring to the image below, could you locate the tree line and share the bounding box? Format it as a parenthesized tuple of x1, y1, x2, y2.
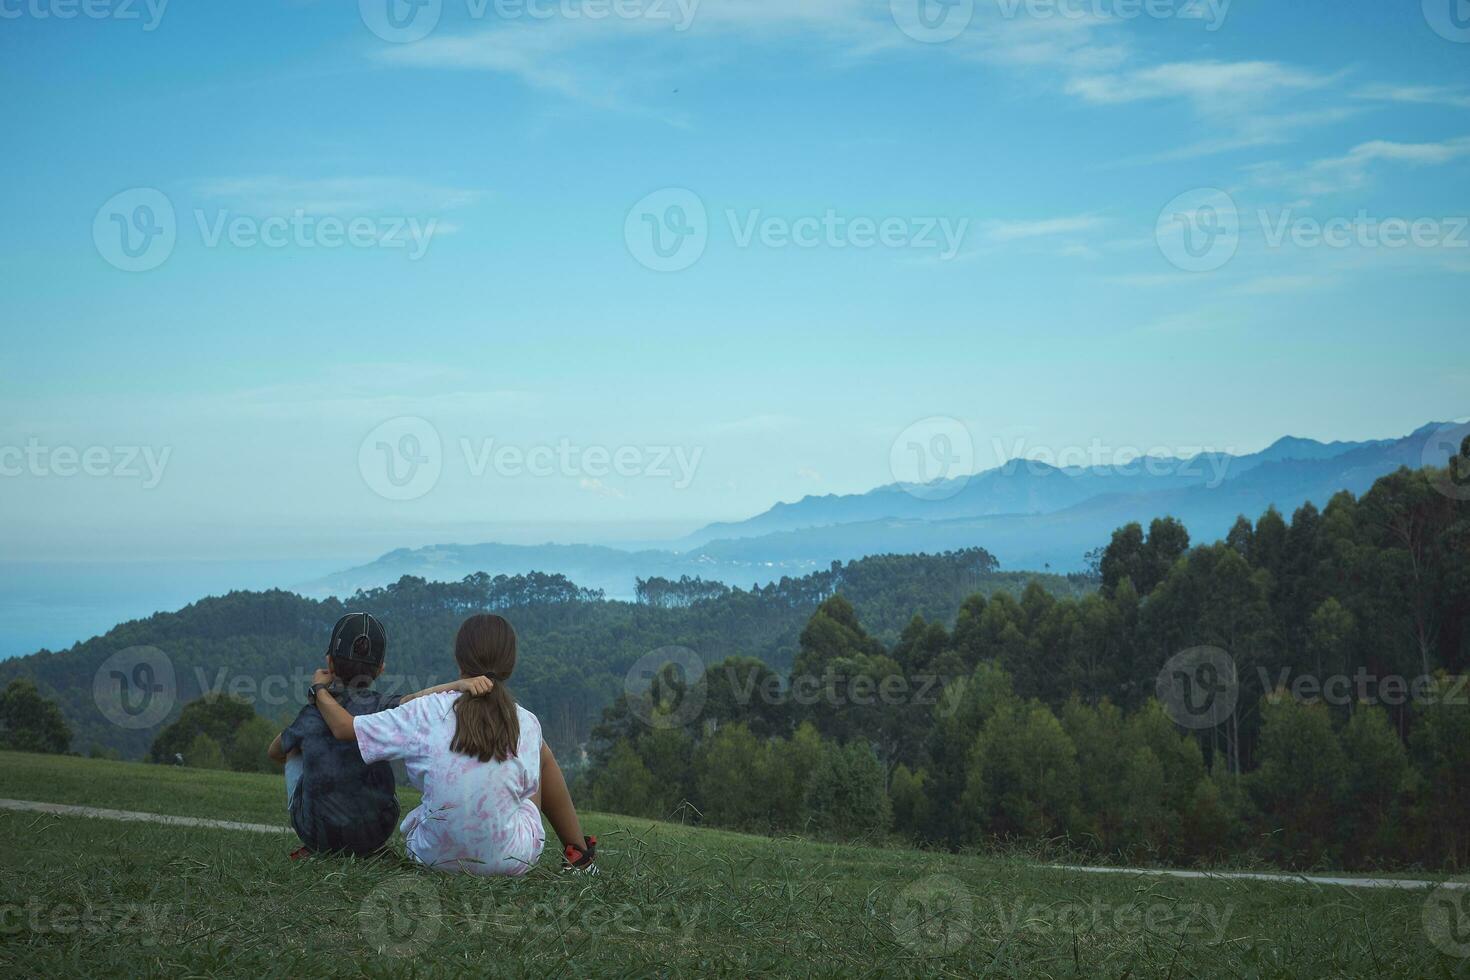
(580, 456, 1470, 870)
(0, 549, 1081, 760)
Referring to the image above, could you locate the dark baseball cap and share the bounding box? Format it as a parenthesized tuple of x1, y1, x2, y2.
(329, 612, 387, 667)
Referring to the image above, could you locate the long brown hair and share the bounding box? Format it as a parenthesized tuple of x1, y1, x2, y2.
(450, 614, 520, 763)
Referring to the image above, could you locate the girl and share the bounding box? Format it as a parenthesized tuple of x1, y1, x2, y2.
(313, 613, 595, 876)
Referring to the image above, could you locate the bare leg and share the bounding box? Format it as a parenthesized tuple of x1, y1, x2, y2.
(538, 742, 585, 851)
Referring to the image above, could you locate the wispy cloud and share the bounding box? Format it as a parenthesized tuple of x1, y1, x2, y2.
(1248, 136, 1470, 195)
(579, 477, 626, 498)
(368, 0, 1132, 116)
(984, 214, 1105, 241)
(1354, 84, 1470, 110)
(1067, 60, 1357, 162)
(1065, 60, 1330, 109)
(193, 177, 482, 214)
(1237, 274, 1335, 296)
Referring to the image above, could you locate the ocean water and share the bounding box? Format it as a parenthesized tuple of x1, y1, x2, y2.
(0, 559, 351, 660)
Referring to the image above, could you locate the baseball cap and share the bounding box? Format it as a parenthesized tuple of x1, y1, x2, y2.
(329, 612, 387, 668)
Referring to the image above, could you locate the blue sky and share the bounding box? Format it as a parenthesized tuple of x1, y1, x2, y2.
(1, 0, 1467, 563)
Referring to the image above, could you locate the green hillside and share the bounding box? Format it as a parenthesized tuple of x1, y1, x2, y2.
(0, 549, 1087, 759)
(0, 751, 1459, 977)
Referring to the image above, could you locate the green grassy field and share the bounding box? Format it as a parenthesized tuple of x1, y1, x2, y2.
(1, 751, 1466, 977)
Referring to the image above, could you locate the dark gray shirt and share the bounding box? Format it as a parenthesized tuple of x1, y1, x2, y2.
(280, 689, 402, 855)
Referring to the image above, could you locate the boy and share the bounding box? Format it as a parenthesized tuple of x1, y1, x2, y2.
(268, 612, 450, 858)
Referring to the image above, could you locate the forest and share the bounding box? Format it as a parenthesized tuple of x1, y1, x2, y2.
(0, 546, 1082, 760)
(580, 456, 1470, 870)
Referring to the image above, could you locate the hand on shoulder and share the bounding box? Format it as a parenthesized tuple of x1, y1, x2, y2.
(456, 676, 495, 697)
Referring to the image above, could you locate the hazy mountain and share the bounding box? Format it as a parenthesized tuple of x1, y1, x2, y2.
(677, 433, 1396, 548)
(297, 421, 1464, 598)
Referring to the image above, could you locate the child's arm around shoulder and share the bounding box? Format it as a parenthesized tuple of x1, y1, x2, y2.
(397, 675, 493, 706)
(311, 669, 359, 741)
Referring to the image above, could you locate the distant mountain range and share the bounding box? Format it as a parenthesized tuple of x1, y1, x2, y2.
(298, 421, 1466, 601)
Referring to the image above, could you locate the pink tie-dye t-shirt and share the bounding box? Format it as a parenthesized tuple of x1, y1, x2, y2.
(354, 692, 545, 876)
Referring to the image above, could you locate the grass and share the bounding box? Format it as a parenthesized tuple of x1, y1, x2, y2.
(1, 752, 1467, 977)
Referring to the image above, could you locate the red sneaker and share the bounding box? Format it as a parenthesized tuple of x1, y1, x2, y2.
(289, 846, 312, 861)
(562, 835, 598, 874)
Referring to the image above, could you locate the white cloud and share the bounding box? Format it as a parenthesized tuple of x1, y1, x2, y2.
(1237, 274, 1334, 295)
(984, 214, 1105, 241)
(1065, 60, 1330, 109)
(1354, 84, 1470, 110)
(1065, 61, 1358, 162)
(1249, 136, 1470, 195)
(369, 0, 1132, 114)
(579, 477, 626, 498)
(193, 177, 482, 214)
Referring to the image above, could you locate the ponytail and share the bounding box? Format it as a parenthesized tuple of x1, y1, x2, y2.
(449, 614, 521, 763)
(451, 679, 520, 763)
